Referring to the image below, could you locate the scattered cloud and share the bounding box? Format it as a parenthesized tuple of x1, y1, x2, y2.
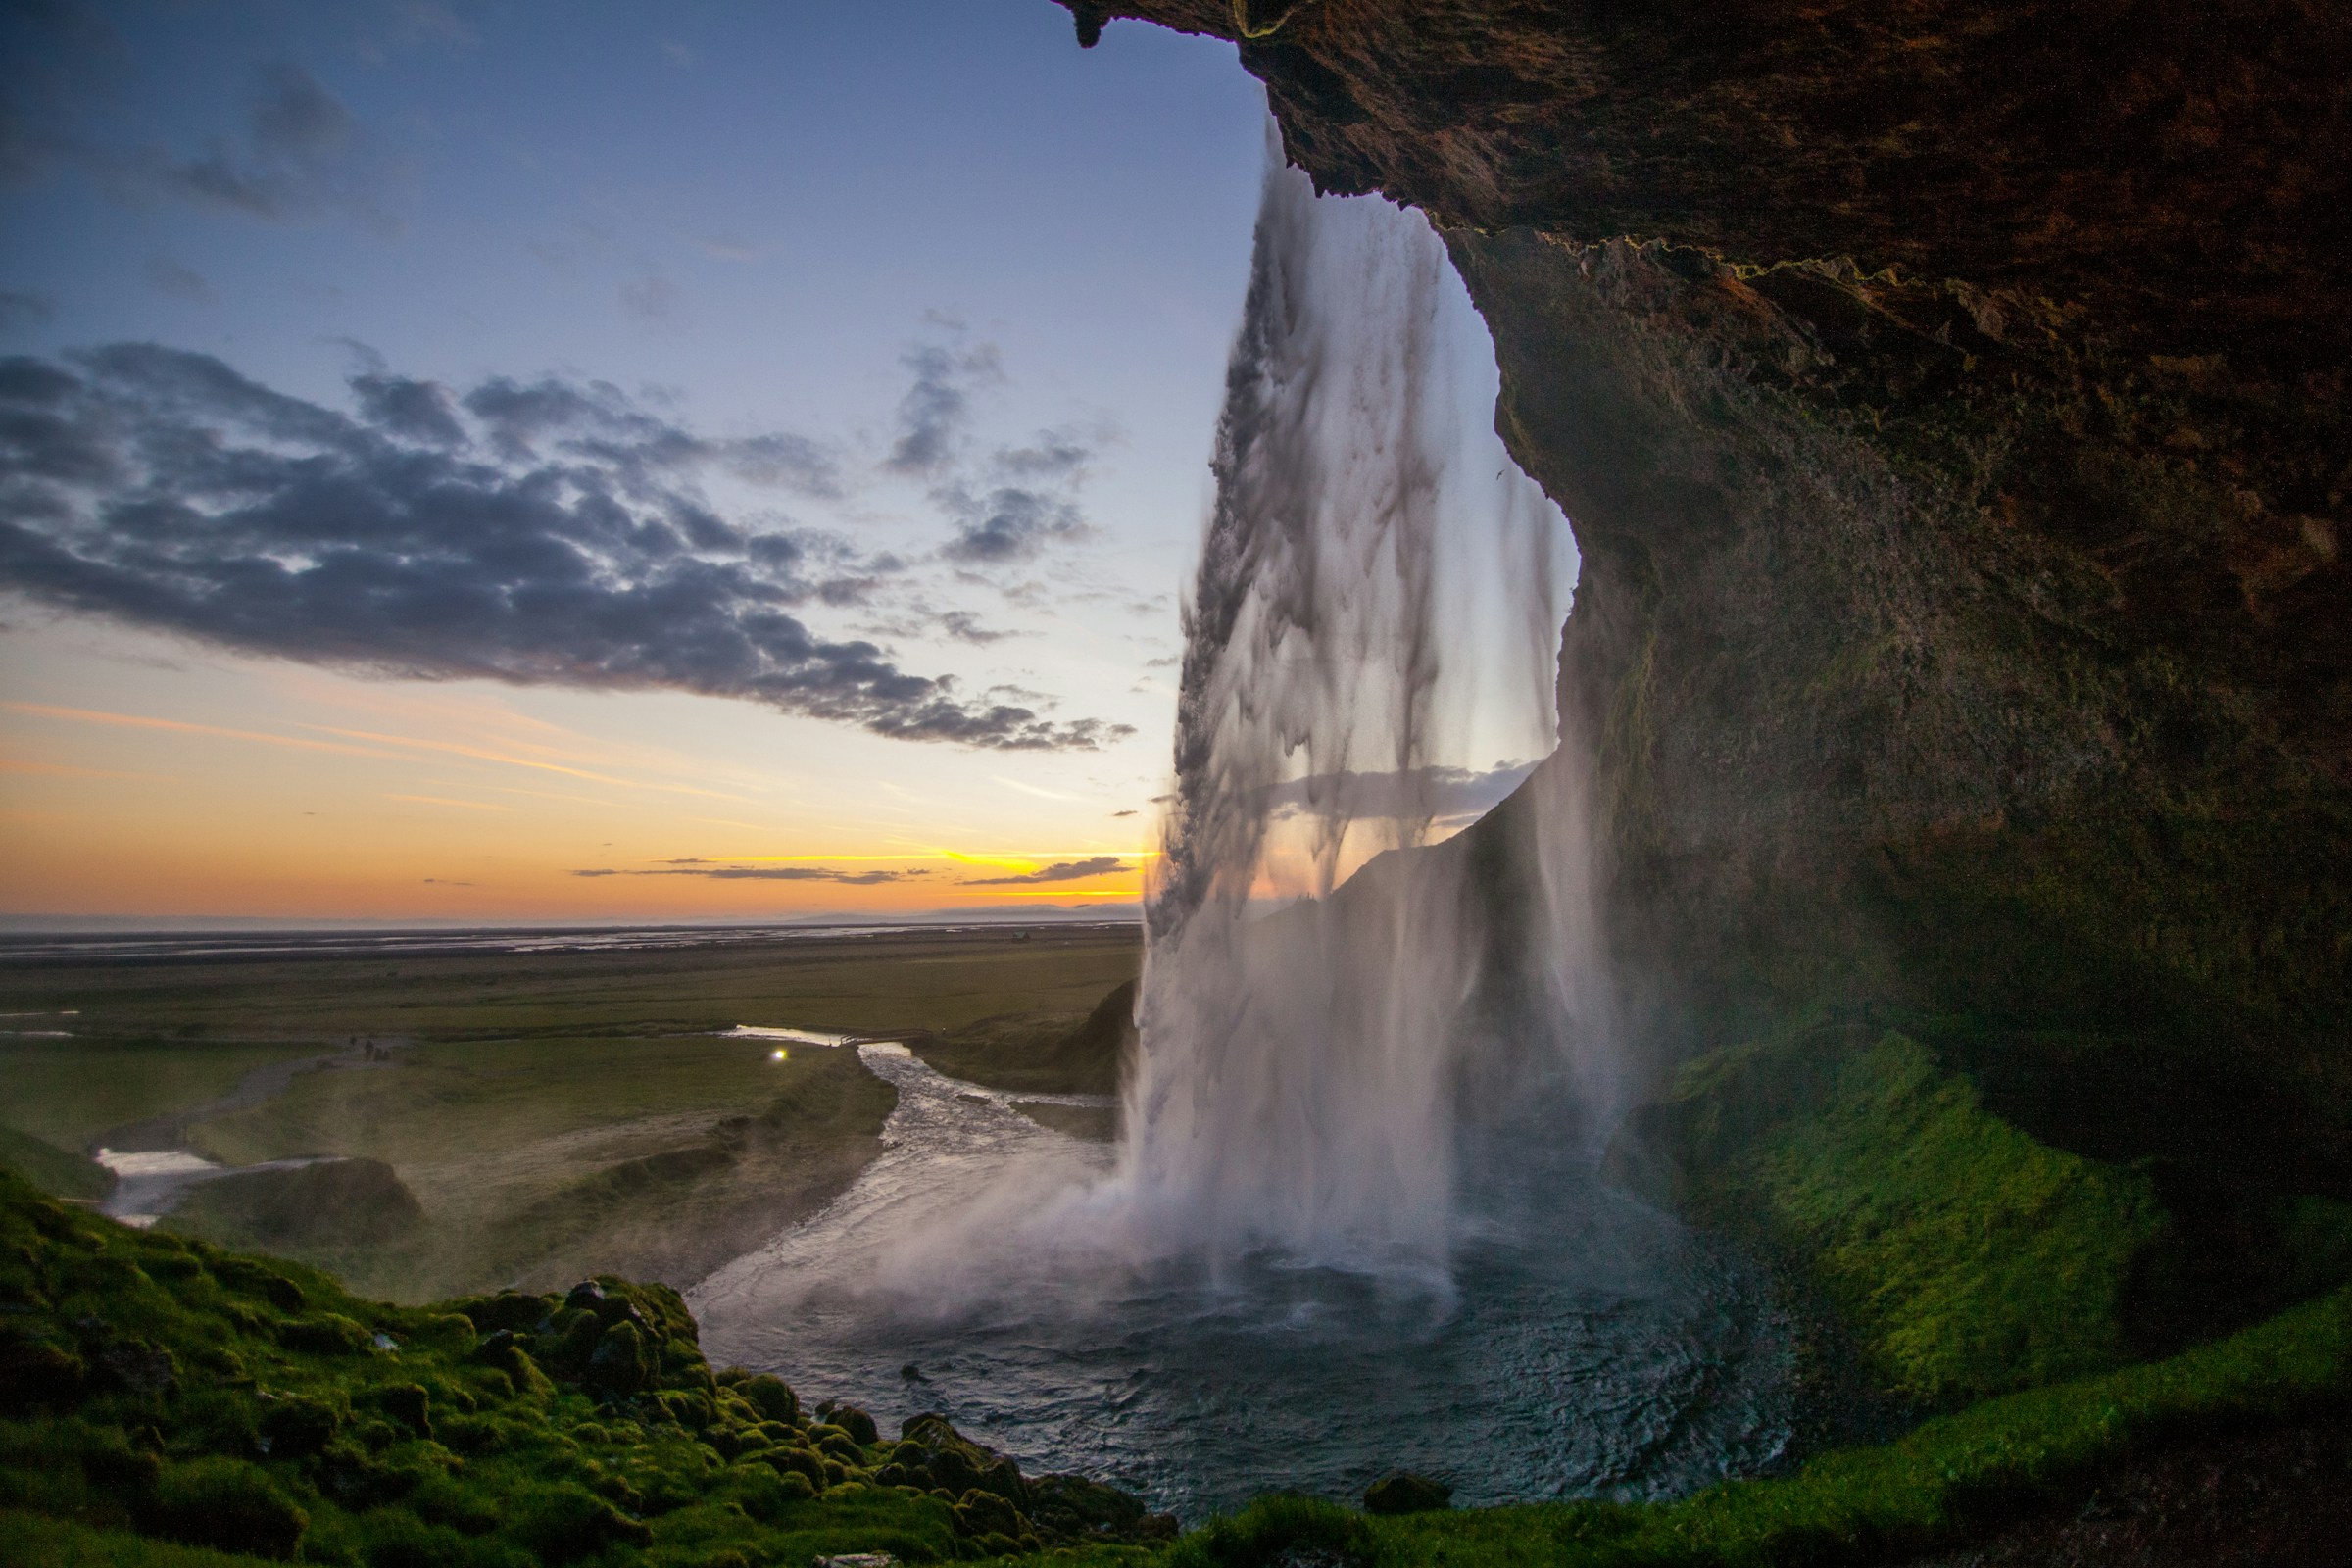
(66, 62, 398, 233)
(570, 863, 924, 885)
(1109, 808, 1138, 818)
(885, 339, 1001, 477)
(0, 22, 403, 230)
(0, 344, 1130, 750)
(420, 877, 474, 885)
(141, 257, 213, 304)
(938, 477, 1090, 564)
(960, 856, 1128, 886)
(0, 290, 56, 330)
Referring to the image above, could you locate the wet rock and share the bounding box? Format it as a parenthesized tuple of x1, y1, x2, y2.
(900, 1361, 929, 1382)
(1363, 1470, 1452, 1515)
(565, 1279, 606, 1312)
(1028, 1471, 1179, 1542)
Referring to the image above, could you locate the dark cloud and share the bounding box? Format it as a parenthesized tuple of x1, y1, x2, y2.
(1109, 809, 1138, 818)
(939, 480, 1090, 564)
(0, 343, 1130, 751)
(960, 856, 1128, 886)
(571, 864, 924, 886)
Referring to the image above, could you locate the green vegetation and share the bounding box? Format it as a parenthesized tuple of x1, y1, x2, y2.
(1627, 1015, 2352, 1408)
(1322, 1282, 2352, 1565)
(0, 928, 1142, 1048)
(1664, 1027, 2164, 1401)
(0, 929, 1140, 1299)
(8, 1160, 2348, 1567)
(0, 1170, 1173, 1567)
(912, 978, 1136, 1098)
(0, 1039, 325, 1154)
(0, 1125, 111, 1202)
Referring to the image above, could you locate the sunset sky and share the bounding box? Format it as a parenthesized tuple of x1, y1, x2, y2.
(0, 1, 1550, 925)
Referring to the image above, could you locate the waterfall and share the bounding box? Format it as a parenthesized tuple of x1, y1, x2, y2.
(1116, 134, 1609, 1275)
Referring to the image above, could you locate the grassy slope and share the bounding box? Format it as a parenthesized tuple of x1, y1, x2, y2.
(0, 1170, 1170, 1567)
(0, 1125, 112, 1201)
(1624, 1017, 2352, 1410)
(912, 977, 1138, 1098)
(0, 1040, 327, 1153)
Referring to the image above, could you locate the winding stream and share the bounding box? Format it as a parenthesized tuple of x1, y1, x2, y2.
(690, 1044, 1792, 1520)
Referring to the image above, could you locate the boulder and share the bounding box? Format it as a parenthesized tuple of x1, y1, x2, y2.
(1364, 1470, 1452, 1515)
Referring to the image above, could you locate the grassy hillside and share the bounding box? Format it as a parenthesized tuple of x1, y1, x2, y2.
(0, 1169, 1173, 1567)
(7, 1162, 2352, 1566)
(911, 978, 1136, 1098)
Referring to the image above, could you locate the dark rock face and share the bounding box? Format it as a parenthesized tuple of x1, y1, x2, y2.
(1363, 1470, 1453, 1514)
(1061, 1, 2352, 1163)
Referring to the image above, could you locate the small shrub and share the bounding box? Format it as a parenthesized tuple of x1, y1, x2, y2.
(259, 1392, 343, 1456)
(1166, 1494, 1377, 1568)
(141, 1455, 309, 1559)
(279, 1312, 373, 1356)
(737, 1372, 798, 1424)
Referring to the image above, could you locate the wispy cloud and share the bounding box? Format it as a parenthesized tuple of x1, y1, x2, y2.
(570, 863, 928, 886)
(959, 856, 1128, 886)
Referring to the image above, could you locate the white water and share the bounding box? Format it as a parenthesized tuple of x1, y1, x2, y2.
(688, 140, 1783, 1514)
(690, 1046, 1790, 1519)
(1121, 137, 1598, 1273)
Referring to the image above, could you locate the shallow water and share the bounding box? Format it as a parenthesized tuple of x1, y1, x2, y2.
(690, 1045, 1792, 1520)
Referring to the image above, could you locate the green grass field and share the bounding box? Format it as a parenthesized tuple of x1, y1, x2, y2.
(0, 927, 1141, 1299)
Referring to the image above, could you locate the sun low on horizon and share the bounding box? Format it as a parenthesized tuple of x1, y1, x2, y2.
(0, 1, 1271, 926)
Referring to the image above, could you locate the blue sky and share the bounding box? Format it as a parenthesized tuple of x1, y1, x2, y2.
(0, 2, 1557, 922)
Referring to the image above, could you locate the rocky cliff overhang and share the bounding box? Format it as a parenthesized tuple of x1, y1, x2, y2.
(1059, 2, 2351, 1175)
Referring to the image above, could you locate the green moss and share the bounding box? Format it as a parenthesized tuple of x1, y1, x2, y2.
(0, 1167, 1169, 1566)
(1754, 1032, 2162, 1400)
(1648, 1024, 2166, 1403)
